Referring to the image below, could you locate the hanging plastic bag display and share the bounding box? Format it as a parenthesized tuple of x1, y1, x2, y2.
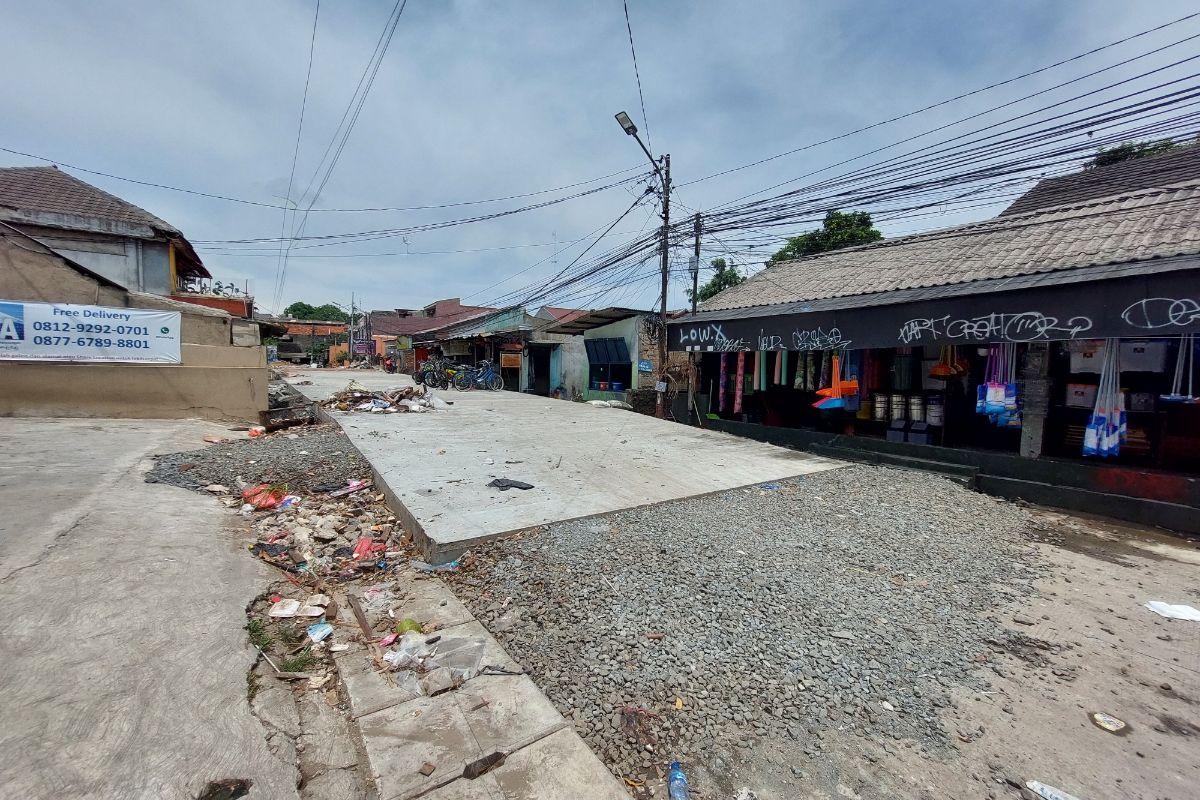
(719, 353, 728, 411)
(1083, 338, 1125, 458)
(977, 343, 1021, 428)
(1160, 334, 1195, 403)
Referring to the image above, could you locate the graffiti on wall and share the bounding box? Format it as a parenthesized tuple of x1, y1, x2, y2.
(1121, 297, 1200, 330)
(897, 311, 1094, 344)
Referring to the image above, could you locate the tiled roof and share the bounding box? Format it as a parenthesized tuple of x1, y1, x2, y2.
(369, 303, 495, 336)
(1001, 144, 1200, 216)
(699, 183, 1200, 313)
(0, 166, 180, 235)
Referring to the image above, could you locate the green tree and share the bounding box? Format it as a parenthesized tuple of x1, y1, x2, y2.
(283, 301, 350, 323)
(1087, 138, 1182, 169)
(768, 210, 882, 264)
(687, 258, 745, 303)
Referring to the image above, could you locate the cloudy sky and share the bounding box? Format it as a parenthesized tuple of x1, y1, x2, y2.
(2, 0, 1197, 315)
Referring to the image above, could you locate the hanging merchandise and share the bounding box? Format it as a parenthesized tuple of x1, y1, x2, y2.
(843, 350, 862, 413)
(929, 346, 956, 379)
(719, 353, 728, 411)
(751, 351, 761, 393)
(819, 350, 831, 389)
(813, 354, 848, 409)
(1083, 338, 1126, 458)
(976, 343, 1021, 428)
(793, 349, 806, 389)
(729, 352, 739, 412)
(775, 351, 784, 385)
(805, 352, 816, 391)
(1161, 334, 1195, 402)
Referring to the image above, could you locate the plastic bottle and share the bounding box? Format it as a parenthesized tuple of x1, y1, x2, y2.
(667, 761, 689, 800)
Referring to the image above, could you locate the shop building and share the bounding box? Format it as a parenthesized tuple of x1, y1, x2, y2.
(668, 153, 1200, 531)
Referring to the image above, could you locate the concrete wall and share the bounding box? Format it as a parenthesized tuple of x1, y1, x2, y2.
(0, 234, 267, 421)
(529, 331, 586, 396)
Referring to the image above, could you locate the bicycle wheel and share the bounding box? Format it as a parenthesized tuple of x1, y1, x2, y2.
(489, 374, 505, 391)
(413, 369, 426, 385)
(453, 371, 472, 390)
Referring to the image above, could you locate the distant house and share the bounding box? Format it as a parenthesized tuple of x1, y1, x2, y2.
(365, 298, 495, 370)
(0, 166, 252, 317)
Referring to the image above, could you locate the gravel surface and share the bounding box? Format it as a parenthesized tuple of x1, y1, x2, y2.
(448, 466, 1037, 790)
(146, 424, 370, 495)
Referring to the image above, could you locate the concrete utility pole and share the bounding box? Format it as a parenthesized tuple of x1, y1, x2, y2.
(655, 153, 671, 419)
(686, 212, 701, 425)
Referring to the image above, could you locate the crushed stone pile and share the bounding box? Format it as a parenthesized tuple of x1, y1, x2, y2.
(447, 466, 1038, 785)
(146, 424, 368, 495)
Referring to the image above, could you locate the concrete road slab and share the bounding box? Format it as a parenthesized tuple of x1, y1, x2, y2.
(288, 370, 842, 559)
(0, 418, 300, 800)
(490, 727, 629, 800)
(343, 668, 425, 719)
(452, 675, 566, 754)
(358, 692, 479, 800)
(421, 774, 503, 799)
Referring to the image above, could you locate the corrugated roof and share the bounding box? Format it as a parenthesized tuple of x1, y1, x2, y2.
(1001, 144, 1200, 216)
(0, 166, 180, 235)
(698, 183, 1200, 314)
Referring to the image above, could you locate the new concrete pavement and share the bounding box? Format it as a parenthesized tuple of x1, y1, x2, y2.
(0, 418, 299, 800)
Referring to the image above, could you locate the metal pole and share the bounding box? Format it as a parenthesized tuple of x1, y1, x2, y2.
(656, 154, 671, 419)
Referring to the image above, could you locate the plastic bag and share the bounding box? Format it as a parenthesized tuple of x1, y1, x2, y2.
(242, 483, 284, 510)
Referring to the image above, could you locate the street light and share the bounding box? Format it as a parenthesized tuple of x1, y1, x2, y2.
(614, 110, 670, 418)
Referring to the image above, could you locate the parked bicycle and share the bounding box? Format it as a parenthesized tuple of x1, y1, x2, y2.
(452, 360, 505, 391)
(415, 357, 459, 389)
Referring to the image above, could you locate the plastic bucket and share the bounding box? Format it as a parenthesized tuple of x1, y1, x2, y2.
(908, 395, 925, 422)
(890, 393, 907, 420)
(926, 397, 945, 426)
(611, 381, 624, 391)
(872, 393, 889, 421)
(599, 382, 609, 390)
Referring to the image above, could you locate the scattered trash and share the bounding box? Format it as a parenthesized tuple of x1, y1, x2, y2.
(413, 559, 461, 573)
(667, 761, 690, 800)
(202, 435, 230, 444)
(296, 605, 325, 618)
(1025, 780, 1082, 800)
(646, 632, 666, 641)
(418, 762, 436, 777)
(307, 622, 334, 642)
(1090, 711, 1128, 734)
(378, 633, 399, 647)
(205, 484, 230, 494)
(247, 426, 267, 438)
(306, 593, 331, 607)
(329, 643, 350, 653)
(268, 599, 301, 618)
(674, 697, 684, 710)
(330, 479, 371, 498)
(395, 618, 423, 634)
(1144, 601, 1200, 621)
(243, 483, 286, 510)
(486, 478, 534, 491)
(759, 483, 781, 490)
(319, 381, 448, 414)
(278, 495, 301, 510)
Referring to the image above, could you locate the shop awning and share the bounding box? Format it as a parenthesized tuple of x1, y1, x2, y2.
(585, 337, 630, 365)
(544, 307, 645, 335)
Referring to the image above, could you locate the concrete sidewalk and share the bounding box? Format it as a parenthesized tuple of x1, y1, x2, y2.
(289, 370, 843, 560)
(0, 419, 299, 800)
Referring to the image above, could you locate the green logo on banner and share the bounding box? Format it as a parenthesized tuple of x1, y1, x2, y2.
(160, 326, 170, 334)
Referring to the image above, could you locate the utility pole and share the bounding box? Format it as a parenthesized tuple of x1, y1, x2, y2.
(686, 212, 701, 425)
(655, 154, 671, 419)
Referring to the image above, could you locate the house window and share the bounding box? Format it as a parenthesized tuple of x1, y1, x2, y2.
(585, 337, 633, 390)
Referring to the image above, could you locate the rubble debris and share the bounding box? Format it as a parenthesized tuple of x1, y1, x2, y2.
(318, 380, 450, 414)
(1144, 601, 1200, 621)
(418, 762, 436, 777)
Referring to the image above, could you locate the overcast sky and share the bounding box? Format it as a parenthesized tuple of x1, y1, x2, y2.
(2, 1, 1197, 314)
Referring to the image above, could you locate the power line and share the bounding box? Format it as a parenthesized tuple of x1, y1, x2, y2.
(272, 0, 322, 312)
(679, 11, 1200, 189)
(623, 0, 652, 150)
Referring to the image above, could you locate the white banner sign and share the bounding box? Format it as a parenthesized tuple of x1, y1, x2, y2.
(0, 300, 182, 363)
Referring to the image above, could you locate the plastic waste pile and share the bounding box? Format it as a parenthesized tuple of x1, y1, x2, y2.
(319, 380, 451, 414)
(235, 477, 411, 580)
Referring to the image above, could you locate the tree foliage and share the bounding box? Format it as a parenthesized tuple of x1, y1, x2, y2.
(768, 210, 882, 264)
(687, 258, 745, 303)
(283, 301, 350, 323)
